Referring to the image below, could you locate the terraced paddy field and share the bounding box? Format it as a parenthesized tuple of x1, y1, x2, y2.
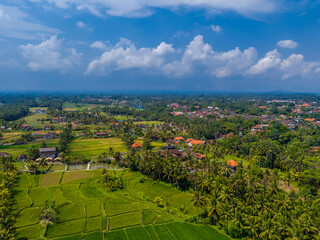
(66, 137, 165, 156)
(12, 170, 230, 240)
(0, 138, 59, 157)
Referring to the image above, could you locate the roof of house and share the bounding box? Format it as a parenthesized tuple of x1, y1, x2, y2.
(194, 153, 206, 159)
(39, 147, 56, 153)
(131, 142, 142, 148)
(174, 136, 184, 141)
(0, 152, 11, 157)
(227, 160, 238, 167)
(189, 140, 203, 145)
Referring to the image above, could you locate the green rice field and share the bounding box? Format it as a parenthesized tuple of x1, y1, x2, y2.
(12, 170, 230, 240)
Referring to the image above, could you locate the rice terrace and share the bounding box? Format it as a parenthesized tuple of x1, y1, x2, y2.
(12, 169, 230, 240)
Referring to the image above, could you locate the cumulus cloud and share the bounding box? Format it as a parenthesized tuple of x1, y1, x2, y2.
(90, 41, 108, 50)
(20, 35, 81, 72)
(0, 3, 60, 40)
(86, 35, 320, 81)
(30, 0, 278, 18)
(76, 21, 86, 28)
(276, 39, 298, 49)
(210, 25, 222, 33)
(163, 35, 257, 77)
(247, 49, 281, 74)
(86, 39, 175, 74)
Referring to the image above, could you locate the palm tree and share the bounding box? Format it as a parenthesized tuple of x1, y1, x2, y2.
(191, 190, 208, 222)
(40, 202, 57, 227)
(38, 157, 48, 173)
(244, 216, 261, 240)
(208, 194, 220, 225)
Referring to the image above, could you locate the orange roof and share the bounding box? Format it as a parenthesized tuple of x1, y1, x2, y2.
(259, 106, 267, 109)
(227, 160, 238, 167)
(301, 103, 310, 107)
(194, 153, 206, 159)
(56, 131, 61, 134)
(305, 118, 316, 122)
(174, 137, 184, 141)
(107, 130, 112, 133)
(189, 140, 203, 145)
(131, 142, 142, 148)
(186, 138, 195, 143)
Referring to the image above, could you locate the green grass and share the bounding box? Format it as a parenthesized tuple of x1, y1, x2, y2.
(154, 224, 168, 234)
(57, 202, 85, 222)
(13, 170, 231, 240)
(15, 173, 32, 188)
(80, 182, 107, 200)
(62, 172, 91, 184)
(104, 202, 140, 217)
(66, 137, 127, 156)
(84, 232, 104, 240)
(50, 164, 67, 171)
(0, 138, 58, 157)
(105, 229, 128, 240)
(142, 210, 157, 225)
(85, 199, 102, 218)
(85, 216, 102, 232)
(49, 186, 69, 207)
(12, 187, 32, 210)
(108, 212, 142, 230)
(61, 184, 83, 202)
(15, 224, 42, 239)
(144, 226, 158, 240)
(15, 207, 42, 227)
(158, 231, 176, 240)
(28, 187, 50, 206)
(53, 234, 83, 240)
(47, 219, 85, 238)
(167, 222, 231, 240)
(41, 172, 62, 187)
(125, 227, 150, 240)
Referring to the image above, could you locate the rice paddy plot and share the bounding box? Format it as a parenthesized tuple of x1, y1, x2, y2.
(28, 187, 50, 206)
(46, 219, 85, 239)
(15, 224, 41, 240)
(108, 211, 142, 230)
(61, 171, 91, 184)
(57, 202, 85, 222)
(104, 201, 140, 216)
(15, 206, 42, 228)
(61, 184, 83, 202)
(41, 172, 62, 187)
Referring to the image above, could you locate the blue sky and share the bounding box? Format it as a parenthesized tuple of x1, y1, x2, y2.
(0, 0, 320, 92)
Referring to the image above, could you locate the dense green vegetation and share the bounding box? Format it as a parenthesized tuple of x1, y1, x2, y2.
(1, 93, 320, 239)
(11, 170, 229, 239)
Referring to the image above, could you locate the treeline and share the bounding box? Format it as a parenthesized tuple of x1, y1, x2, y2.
(0, 156, 17, 240)
(0, 104, 29, 121)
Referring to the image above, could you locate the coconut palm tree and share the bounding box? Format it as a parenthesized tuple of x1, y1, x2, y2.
(191, 190, 208, 222)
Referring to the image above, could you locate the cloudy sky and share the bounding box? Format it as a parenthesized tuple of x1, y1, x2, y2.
(1, 0, 320, 92)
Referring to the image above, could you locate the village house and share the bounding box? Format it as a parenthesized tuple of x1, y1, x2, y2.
(21, 125, 33, 131)
(96, 132, 108, 137)
(34, 109, 46, 114)
(39, 147, 57, 158)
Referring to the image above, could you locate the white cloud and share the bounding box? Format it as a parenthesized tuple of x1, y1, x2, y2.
(247, 49, 281, 74)
(0, 3, 60, 40)
(86, 35, 320, 81)
(20, 35, 81, 72)
(210, 24, 222, 33)
(90, 41, 108, 50)
(76, 21, 85, 28)
(276, 39, 298, 49)
(30, 0, 278, 18)
(163, 35, 257, 77)
(86, 39, 175, 74)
